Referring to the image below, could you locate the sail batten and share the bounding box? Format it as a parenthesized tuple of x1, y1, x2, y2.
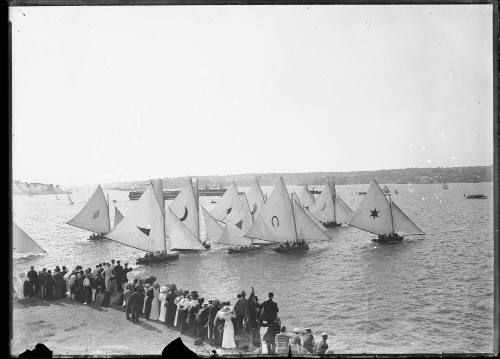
(66, 185, 110, 233)
(13, 223, 46, 254)
(245, 177, 296, 243)
(107, 184, 165, 252)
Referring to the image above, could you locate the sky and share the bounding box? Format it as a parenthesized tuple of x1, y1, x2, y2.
(10, 5, 493, 186)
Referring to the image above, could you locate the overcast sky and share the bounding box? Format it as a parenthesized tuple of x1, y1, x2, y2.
(11, 5, 493, 186)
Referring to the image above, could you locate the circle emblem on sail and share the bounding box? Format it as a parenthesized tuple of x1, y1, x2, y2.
(179, 206, 188, 221)
(370, 208, 379, 219)
(271, 216, 279, 228)
(92, 210, 100, 219)
(251, 204, 257, 216)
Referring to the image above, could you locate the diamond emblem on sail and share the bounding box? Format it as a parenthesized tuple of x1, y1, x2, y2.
(251, 204, 257, 216)
(226, 207, 232, 215)
(137, 226, 151, 236)
(271, 216, 280, 228)
(92, 210, 100, 219)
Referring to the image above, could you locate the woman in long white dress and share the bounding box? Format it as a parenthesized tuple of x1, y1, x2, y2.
(158, 286, 167, 323)
(219, 304, 237, 349)
(149, 284, 161, 321)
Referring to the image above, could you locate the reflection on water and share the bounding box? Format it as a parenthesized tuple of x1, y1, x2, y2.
(12, 182, 494, 353)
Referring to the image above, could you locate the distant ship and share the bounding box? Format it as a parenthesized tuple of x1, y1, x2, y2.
(442, 183, 449, 189)
(464, 194, 487, 199)
(128, 185, 227, 200)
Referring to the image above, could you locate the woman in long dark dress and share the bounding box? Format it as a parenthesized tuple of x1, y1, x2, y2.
(166, 286, 178, 327)
(144, 284, 154, 319)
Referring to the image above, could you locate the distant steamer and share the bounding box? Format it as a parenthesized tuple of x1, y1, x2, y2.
(128, 186, 227, 200)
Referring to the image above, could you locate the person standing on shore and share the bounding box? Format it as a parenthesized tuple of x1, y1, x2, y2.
(102, 263, 112, 306)
(129, 287, 142, 323)
(38, 268, 47, 301)
(208, 299, 221, 346)
(143, 284, 153, 319)
(260, 292, 278, 325)
(195, 301, 209, 339)
(263, 317, 281, 354)
(291, 328, 303, 354)
(158, 286, 168, 323)
(234, 291, 247, 335)
(314, 333, 329, 354)
(218, 302, 236, 349)
(302, 328, 315, 354)
(275, 326, 291, 354)
(112, 260, 124, 292)
(27, 266, 38, 297)
(165, 285, 177, 327)
(46, 270, 54, 301)
(149, 283, 161, 321)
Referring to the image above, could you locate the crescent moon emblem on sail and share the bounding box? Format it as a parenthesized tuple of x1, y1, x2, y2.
(251, 204, 257, 216)
(179, 206, 188, 221)
(271, 216, 279, 228)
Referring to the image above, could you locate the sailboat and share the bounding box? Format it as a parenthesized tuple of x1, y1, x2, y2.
(107, 181, 179, 264)
(210, 181, 241, 222)
(394, 189, 399, 194)
(67, 193, 74, 205)
(13, 222, 46, 255)
(298, 186, 315, 210)
(349, 179, 425, 242)
(246, 178, 266, 220)
(65, 185, 110, 240)
(245, 177, 330, 253)
(382, 185, 391, 194)
(309, 180, 354, 227)
(292, 192, 328, 232)
(166, 178, 209, 251)
(442, 183, 449, 189)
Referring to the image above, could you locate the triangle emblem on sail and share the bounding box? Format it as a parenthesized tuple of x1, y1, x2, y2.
(66, 185, 110, 234)
(224, 192, 253, 234)
(114, 206, 124, 229)
(107, 184, 166, 252)
(13, 223, 46, 254)
(245, 177, 296, 243)
(349, 179, 394, 235)
(211, 182, 240, 222)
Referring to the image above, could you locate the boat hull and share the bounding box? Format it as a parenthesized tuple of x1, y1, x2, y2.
(373, 233, 404, 243)
(227, 245, 263, 254)
(465, 194, 487, 199)
(87, 233, 107, 241)
(323, 221, 342, 227)
(136, 252, 179, 265)
(273, 243, 309, 252)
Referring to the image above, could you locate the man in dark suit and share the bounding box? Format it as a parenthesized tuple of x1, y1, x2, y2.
(129, 287, 143, 323)
(260, 292, 278, 325)
(112, 260, 124, 292)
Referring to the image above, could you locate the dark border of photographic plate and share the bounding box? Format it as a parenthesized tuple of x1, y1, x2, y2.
(6, 0, 499, 358)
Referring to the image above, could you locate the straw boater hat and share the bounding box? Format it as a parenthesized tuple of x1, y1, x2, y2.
(160, 286, 167, 293)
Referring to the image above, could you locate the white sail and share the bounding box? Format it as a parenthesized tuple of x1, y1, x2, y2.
(13, 223, 46, 254)
(334, 194, 355, 224)
(151, 179, 164, 213)
(166, 207, 206, 250)
(245, 177, 297, 243)
(291, 192, 327, 232)
(107, 184, 166, 252)
(201, 205, 224, 242)
(349, 179, 394, 235)
(391, 201, 425, 235)
(218, 221, 254, 246)
(168, 178, 199, 241)
(382, 185, 391, 193)
(298, 186, 315, 210)
(66, 185, 110, 233)
(211, 182, 240, 222)
(224, 193, 253, 234)
(309, 184, 336, 224)
(114, 206, 124, 228)
(293, 198, 331, 242)
(67, 194, 74, 205)
(246, 178, 266, 219)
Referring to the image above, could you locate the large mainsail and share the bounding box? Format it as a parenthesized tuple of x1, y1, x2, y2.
(310, 184, 336, 224)
(218, 221, 253, 246)
(298, 186, 315, 210)
(391, 202, 425, 235)
(246, 178, 265, 219)
(66, 185, 110, 233)
(107, 184, 166, 252)
(291, 192, 327, 232)
(245, 177, 296, 243)
(292, 197, 331, 242)
(211, 182, 240, 222)
(151, 179, 164, 213)
(167, 207, 206, 250)
(201, 205, 224, 243)
(13, 223, 46, 254)
(334, 194, 355, 224)
(168, 178, 199, 241)
(114, 206, 124, 229)
(224, 193, 253, 234)
(349, 179, 395, 235)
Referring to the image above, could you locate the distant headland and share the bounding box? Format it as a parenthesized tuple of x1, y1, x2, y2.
(12, 181, 70, 195)
(98, 165, 493, 191)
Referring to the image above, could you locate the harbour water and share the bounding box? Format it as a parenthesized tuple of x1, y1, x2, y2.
(12, 182, 494, 353)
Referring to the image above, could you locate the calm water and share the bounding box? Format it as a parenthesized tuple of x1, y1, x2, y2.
(12, 182, 494, 353)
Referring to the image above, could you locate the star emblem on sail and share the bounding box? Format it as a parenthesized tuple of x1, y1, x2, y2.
(165, 178, 206, 250)
(245, 177, 330, 244)
(65, 185, 111, 235)
(349, 179, 424, 236)
(309, 181, 354, 225)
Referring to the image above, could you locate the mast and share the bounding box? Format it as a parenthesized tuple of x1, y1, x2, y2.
(388, 193, 395, 234)
(330, 180, 337, 223)
(291, 186, 299, 242)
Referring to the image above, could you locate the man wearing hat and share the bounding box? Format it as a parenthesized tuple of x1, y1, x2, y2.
(234, 291, 248, 335)
(261, 292, 279, 325)
(112, 260, 124, 292)
(314, 333, 329, 354)
(176, 290, 190, 333)
(302, 328, 315, 354)
(195, 300, 210, 339)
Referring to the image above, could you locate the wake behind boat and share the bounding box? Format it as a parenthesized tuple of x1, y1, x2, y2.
(349, 179, 425, 243)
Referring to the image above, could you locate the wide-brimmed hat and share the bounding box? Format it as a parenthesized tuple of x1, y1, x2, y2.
(294, 328, 300, 333)
(220, 306, 232, 314)
(305, 328, 311, 333)
(321, 332, 328, 337)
